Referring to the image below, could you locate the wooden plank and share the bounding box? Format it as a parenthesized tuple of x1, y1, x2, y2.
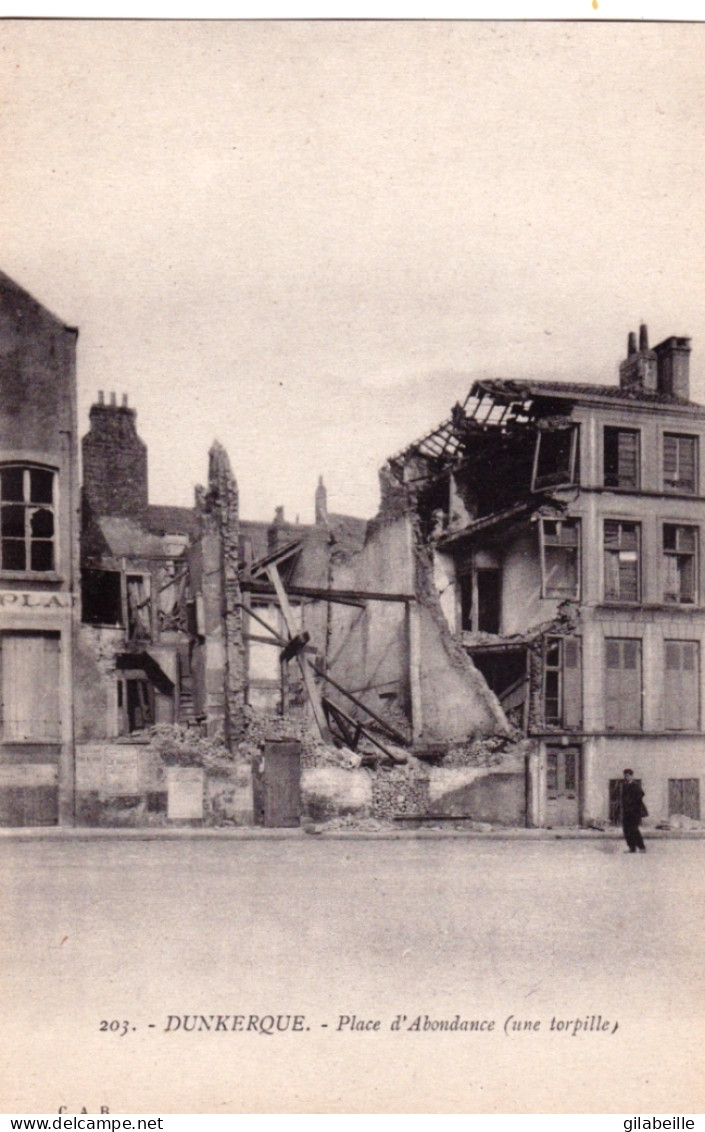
(310, 662, 409, 747)
(265, 564, 330, 740)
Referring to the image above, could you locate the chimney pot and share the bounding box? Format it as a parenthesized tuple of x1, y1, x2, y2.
(639, 324, 649, 351)
(110, 392, 116, 407)
(98, 390, 104, 404)
(628, 332, 637, 356)
(122, 394, 128, 407)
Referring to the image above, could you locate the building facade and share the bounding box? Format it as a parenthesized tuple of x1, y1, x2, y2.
(387, 326, 705, 826)
(0, 272, 79, 825)
(1, 267, 701, 831)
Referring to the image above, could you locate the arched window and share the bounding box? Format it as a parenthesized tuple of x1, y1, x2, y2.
(0, 465, 55, 572)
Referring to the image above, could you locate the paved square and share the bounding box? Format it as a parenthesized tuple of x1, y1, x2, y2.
(1, 837, 703, 1113)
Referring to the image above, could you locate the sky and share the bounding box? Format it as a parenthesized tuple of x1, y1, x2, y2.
(2, 20, 705, 523)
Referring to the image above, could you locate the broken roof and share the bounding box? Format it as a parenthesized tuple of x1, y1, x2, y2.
(387, 375, 705, 473)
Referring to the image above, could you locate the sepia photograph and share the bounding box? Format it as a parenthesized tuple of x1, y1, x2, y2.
(1, 17, 704, 1115)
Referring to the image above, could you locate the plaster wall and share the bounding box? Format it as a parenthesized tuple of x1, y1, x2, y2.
(584, 735, 705, 824)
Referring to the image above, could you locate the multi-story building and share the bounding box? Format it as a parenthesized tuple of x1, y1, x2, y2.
(0, 272, 79, 825)
(386, 325, 705, 826)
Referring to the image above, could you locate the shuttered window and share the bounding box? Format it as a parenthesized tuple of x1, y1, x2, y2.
(604, 428, 639, 489)
(0, 632, 61, 741)
(605, 638, 642, 730)
(664, 640, 699, 730)
(663, 525, 697, 604)
(663, 434, 697, 494)
(543, 636, 582, 728)
(668, 778, 700, 819)
(604, 520, 640, 602)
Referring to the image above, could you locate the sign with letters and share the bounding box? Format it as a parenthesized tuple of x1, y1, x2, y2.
(0, 590, 74, 611)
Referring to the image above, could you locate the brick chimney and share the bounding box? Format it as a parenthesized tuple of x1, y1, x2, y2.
(82, 391, 148, 523)
(655, 336, 691, 400)
(619, 324, 658, 392)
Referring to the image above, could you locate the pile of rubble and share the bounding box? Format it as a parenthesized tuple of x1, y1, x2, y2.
(371, 765, 430, 821)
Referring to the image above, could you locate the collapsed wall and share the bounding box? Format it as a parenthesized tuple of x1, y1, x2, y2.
(323, 509, 510, 746)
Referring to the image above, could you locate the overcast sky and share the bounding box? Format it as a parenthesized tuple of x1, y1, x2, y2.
(2, 20, 704, 522)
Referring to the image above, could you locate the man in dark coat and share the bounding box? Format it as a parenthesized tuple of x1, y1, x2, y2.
(621, 768, 646, 853)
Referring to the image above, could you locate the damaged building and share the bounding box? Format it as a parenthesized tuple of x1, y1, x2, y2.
(383, 325, 705, 827)
(1, 268, 703, 830)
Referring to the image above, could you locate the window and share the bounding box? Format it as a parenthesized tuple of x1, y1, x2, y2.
(664, 641, 699, 730)
(604, 520, 640, 602)
(81, 569, 123, 625)
(532, 424, 579, 491)
(668, 778, 701, 820)
(604, 428, 640, 489)
(477, 569, 501, 633)
(663, 525, 697, 604)
(543, 636, 582, 728)
(663, 433, 697, 494)
(605, 638, 642, 730)
(0, 632, 61, 741)
(458, 569, 473, 631)
(540, 518, 580, 598)
(0, 465, 55, 572)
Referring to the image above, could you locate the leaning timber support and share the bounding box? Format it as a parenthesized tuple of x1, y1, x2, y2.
(235, 600, 410, 755)
(264, 562, 331, 741)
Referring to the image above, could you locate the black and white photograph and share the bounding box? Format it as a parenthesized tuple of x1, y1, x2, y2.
(1, 17, 704, 1115)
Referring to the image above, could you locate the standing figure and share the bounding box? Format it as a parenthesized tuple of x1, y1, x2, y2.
(621, 768, 647, 853)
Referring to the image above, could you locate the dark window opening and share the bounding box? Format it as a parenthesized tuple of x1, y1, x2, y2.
(472, 649, 527, 727)
(604, 428, 640, 489)
(532, 425, 579, 491)
(459, 571, 473, 631)
(81, 569, 123, 625)
(477, 569, 501, 633)
(663, 524, 697, 604)
(663, 433, 697, 494)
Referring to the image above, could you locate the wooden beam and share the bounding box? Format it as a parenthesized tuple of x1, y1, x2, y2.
(310, 662, 409, 747)
(244, 581, 413, 605)
(265, 563, 330, 741)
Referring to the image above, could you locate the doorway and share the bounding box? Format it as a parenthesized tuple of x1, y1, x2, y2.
(546, 745, 580, 826)
(261, 740, 301, 828)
